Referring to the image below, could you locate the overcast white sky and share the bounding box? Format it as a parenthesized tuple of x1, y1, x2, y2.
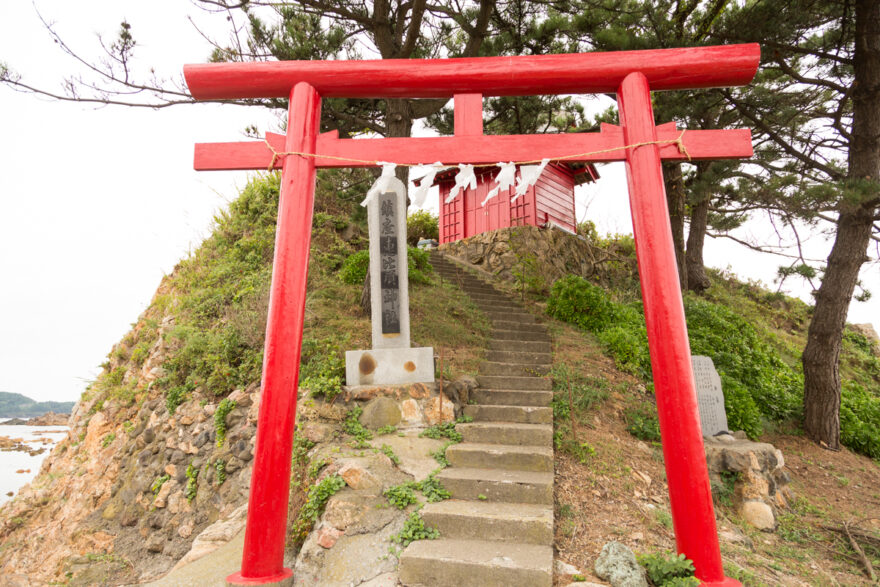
(1, 1, 877, 403)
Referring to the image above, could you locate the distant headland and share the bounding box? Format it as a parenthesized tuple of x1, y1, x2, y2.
(0, 392, 74, 419)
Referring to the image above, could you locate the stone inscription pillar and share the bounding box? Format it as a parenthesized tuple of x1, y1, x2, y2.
(345, 178, 434, 386)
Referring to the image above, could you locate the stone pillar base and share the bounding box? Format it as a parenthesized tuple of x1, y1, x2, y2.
(345, 347, 435, 386)
(227, 569, 293, 587)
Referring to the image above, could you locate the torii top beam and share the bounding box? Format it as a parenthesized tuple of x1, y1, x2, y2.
(184, 44, 760, 100)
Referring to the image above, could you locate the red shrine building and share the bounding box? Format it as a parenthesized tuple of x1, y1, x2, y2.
(437, 162, 599, 243)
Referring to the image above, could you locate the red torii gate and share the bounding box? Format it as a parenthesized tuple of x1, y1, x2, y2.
(184, 44, 759, 587)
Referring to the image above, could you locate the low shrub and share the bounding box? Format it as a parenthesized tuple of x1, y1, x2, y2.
(839, 382, 880, 459)
(407, 210, 439, 245)
(338, 249, 370, 285)
(547, 275, 616, 332)
(545, 275, 810, 442)
(338, 247, 433, 285)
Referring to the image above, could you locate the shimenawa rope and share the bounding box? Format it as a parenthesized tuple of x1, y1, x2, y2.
(263, 130, 690, 171)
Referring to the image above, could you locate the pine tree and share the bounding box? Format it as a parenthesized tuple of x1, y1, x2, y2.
(714, 0, 879, 450)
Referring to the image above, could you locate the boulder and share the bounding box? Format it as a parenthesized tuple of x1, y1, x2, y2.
(704, 435, 790, 530)
(594, 542, 649, 587)
(358, 397, 401, 430)
(338, 462, 382, 494)
(294, 503, 406, 587)
(171, 503, 248, 571)
(741, 501, 775, 531)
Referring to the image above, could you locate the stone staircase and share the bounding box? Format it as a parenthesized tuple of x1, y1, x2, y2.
(398, 252, 554, 587)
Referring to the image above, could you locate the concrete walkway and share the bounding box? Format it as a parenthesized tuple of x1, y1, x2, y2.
(142, 530, 244, 587)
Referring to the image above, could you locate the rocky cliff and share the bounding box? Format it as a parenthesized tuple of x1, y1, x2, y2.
(0, 286, 262, 586)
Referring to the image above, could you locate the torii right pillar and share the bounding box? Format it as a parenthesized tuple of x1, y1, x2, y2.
(618, 72, 736, 586)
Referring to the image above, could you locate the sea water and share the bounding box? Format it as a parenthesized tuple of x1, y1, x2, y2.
(0, 419, 69, 505)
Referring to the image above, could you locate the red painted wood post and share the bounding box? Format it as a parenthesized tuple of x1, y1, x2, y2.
(227, 81, 321, 586)
(616, 72, 738, 587)
(454, 93, 484, 136)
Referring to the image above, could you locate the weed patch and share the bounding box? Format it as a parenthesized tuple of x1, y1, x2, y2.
(342, 406, 373, 448)
(185, 464, 199, 502)
(420, 415, 472, 443)
(379, 444, 400, 465)
(299, 337, 346, 401)
(625, 406, 661, 443)
(384, 482, 419, 509)
(213, 398, 236, 447)
(391, 512, 439, 547)
(637, 551, 698, 586)
(290, 474, 347, 546)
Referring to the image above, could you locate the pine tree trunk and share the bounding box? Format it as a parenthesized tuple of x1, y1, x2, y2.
(664, 163, 688, 290)
(685, 196, 712, 292)
(385, 98, 414, 186)
(360, 270, 371, 315)
(802, 0, 880, 449)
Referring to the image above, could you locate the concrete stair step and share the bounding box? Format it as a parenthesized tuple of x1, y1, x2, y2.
(472, 389, 553, 407)
(446, 442, 553, 472)
(466, 291, 512, 299)
(461, 288, 506, 298)
(468, 295, 516, 304)
(489, 340, 551, 353)
(433, 267, 482, 277)
(471, 306, 526, 314)
(437, 275, 487, 286)
(485, 350, 552, 365)
(483, 312, 536, 324)
(464, 404, 552, 424)
(435, 467, 554, 505)
(477, 375, 551, 391)
(476, 306, 528, 316)
(479, 361, 549, 377)
(490, 320, 547, 333)
(491, 329, 551, 343)
(419, 500, 553, 545)
(399, 538, 552, 587)
(436, 273, 488, 284)
(458, 422, 552, 446)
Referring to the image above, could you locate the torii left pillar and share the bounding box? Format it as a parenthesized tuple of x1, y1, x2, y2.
(226, 81, 320, 587)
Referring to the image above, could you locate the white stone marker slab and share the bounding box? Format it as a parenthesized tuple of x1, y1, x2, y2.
(345, 177, 434, 385)
(691, 355, 729, 436)
(371, 178, 410, 349)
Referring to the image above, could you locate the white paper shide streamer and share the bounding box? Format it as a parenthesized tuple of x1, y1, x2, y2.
(481, 162, 517, 207)
(409, 162, 445, 208)
(512, 158, 551, 202)
(445, 164, 477, 203)
(361, 162, 398, 207)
